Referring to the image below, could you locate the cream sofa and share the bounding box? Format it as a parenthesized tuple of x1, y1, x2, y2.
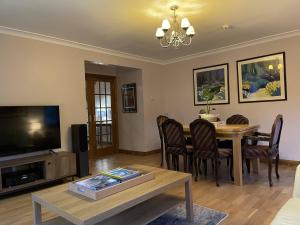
(270, 164, 300, 225)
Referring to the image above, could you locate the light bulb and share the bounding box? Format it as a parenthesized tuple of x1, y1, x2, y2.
(181, 17, 190, 29)
(161, 19, 171, 31)
(155, 27, 164, 39)
(186, 26, 195, 37)
(268, 65, 274, 70)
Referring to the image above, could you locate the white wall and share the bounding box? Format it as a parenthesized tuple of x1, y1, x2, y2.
(1, 32, 300, 160)
(0, 33, 163, 153)
(162, 35, 300, 160)
(117, 70, 145, 151)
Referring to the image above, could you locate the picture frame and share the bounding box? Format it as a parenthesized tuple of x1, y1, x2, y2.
(236, 52, 287, 103)
(193, 63, 230, 105)
(122, 83, 137, 113)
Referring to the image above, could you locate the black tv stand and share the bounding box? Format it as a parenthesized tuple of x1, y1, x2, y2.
(0, 152, 76, 195)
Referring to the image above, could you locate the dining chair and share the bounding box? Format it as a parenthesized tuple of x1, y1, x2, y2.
(218, 114, 250, 169)
(156, 115, 169, 167)
(162, 119, 192, 172)
(242, 115, 283, 186)
(189, 118, 233, 186)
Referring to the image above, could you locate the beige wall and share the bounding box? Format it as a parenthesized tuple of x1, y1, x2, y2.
(116, 70, 145, 151)
(163, 35, 300, 160)
(0, 33, 163, 154)
(1, 32, 299, 160)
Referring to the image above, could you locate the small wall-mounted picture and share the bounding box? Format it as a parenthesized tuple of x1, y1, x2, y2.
(193, 63, 230, 105)
(122, 83, 137, 113)
(237, 52, 287, 103)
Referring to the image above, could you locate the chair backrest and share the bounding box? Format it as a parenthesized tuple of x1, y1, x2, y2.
(156, 115, 168, 142)
(162, 119, 186, 154)
(226, 114, 249, 125)
(270, 115, 283, 149)
(189, 119, 218, 158)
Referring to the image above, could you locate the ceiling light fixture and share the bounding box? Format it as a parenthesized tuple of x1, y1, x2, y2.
(155, 5, 195, 48)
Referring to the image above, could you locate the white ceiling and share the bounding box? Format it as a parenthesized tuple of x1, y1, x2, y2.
(1, 0, 300, 61)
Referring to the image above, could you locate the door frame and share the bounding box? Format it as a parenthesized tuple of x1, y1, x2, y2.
(85, 73, 119, 156)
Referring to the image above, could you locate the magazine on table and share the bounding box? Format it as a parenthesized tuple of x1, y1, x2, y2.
(100, 167, 141, 181)
(76, 175, 120, 191)
(74, 168, 141, 192)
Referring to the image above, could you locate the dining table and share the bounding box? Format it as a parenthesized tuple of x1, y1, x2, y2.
(183, 123, 260, 186)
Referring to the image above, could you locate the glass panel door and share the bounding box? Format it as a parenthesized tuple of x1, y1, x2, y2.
(86, 75, 117, 156)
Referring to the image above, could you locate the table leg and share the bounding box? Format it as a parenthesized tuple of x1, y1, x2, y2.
(32, 200, 42, 225)
(185, 177, 193, 222)
(252, 158, 260, 174)
(232, 135, 243, 186)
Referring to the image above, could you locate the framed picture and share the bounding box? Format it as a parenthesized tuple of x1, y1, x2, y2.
(193, 63, 230, 105)
(237, 52, 287, 103)
(122, 83, 137, 113)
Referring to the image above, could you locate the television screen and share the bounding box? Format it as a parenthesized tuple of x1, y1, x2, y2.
(0, 106, 61, 157)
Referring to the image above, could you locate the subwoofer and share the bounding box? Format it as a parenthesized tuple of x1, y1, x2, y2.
(71, 124, 89, 177)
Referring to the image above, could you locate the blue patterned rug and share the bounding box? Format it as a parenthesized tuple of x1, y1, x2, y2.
(148, 203, 227, 225)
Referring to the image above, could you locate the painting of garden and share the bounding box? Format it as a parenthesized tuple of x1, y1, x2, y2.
(238, 53, 286, 102)
(194, 64, 229, 105)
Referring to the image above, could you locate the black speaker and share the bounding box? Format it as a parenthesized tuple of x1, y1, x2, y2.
(71, 124, 89, 177)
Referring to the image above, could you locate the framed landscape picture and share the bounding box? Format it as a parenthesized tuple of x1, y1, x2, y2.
(122, 83, 137, 113)
(193, 63, 230, 105)
(237, 52, 287, 103)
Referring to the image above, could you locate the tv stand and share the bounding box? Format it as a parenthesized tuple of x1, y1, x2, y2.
(0, 152, 76, 195)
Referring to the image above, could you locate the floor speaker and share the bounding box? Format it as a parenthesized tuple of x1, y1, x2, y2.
(71, 124, 89, 177)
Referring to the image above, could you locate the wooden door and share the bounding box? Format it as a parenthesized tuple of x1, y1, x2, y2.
(86, 74, 118, 156)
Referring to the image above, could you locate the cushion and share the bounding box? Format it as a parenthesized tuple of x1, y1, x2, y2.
(270, 198, 300, 225)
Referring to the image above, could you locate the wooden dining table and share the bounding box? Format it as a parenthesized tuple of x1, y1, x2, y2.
(183, 123, 260, 186)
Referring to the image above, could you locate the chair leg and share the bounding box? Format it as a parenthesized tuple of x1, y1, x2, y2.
(166, 153, 170, 170)
(183, 154, 187, 172)
(198, 158, 202, 176)
(211, 159, 215, 170)
(160, 143, 164, 167)
(176, 155, 180, 171)
(268, 158, 273, 187)
(204, 159, 207, 177)
(275, 154, 280, 179)
(215, 158, 219, 187)
(246, 159, 251, 174)
(171, 155, 176, 170)
(194, 157, 198, 181)
(230, 156, 234, 181)
(227, 158, 230, 167)
(189, 154, 193, 174)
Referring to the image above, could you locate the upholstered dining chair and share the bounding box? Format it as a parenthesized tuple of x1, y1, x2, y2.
(189, 119, 233, 186)
(156, 115, 169, 167)
(162, 119, 192, 172)
(242, 115, 283, 186)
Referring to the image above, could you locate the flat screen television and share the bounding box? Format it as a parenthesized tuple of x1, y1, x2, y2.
(0, 106, 61, 157)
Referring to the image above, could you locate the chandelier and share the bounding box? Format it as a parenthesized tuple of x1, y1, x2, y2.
(155, 5, 195, 48)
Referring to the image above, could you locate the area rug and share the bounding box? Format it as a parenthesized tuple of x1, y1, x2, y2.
(147, 203, 228, 225)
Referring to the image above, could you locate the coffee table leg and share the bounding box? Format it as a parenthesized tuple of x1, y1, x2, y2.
(32, 200, 42, 225)
(185, 177, 193, 222)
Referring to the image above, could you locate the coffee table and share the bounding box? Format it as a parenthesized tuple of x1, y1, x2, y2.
(32, 165, 193, 225)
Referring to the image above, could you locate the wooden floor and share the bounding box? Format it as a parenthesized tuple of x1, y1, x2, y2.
(0, 153, 297, 225)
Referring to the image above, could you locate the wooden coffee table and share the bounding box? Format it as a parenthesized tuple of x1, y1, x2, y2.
(32, 165, 193, 225)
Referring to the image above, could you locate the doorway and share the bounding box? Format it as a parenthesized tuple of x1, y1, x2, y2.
(85, 74, 118, 156)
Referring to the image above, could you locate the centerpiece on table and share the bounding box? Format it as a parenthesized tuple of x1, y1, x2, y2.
(198, 86, 220, 122)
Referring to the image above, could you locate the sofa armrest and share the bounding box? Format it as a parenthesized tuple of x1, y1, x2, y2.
(293, 164, 300, 198)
